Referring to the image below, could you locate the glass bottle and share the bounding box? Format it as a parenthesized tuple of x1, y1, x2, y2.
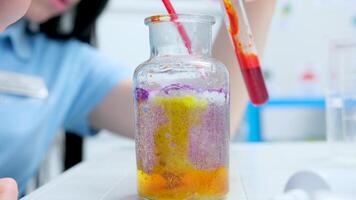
(133, 14, 230, 200)
(327, 38, 356, 162)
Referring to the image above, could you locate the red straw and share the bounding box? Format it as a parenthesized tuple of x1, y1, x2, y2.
(162, 0, 193, 54)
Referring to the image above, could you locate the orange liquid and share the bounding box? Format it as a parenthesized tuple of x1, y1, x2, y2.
(138, 167, 228, 200)
(137, 96, 229, 199)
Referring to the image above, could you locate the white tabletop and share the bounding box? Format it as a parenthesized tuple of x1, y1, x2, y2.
(23, 142, 331, 200)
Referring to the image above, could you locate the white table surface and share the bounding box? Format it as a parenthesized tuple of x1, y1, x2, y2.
(23, 142, 331, 200)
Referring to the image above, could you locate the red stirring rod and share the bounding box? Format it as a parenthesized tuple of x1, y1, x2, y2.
(162, 0, 193, 54)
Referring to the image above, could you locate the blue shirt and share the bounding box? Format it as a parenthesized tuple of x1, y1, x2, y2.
(0, 21, 131, 192)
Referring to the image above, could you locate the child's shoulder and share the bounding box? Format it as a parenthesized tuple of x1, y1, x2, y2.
(31, 32, 98, 57)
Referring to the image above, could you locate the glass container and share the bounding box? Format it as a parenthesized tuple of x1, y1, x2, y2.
(327, 38, 356, 162)
(134, 14, 230, 199)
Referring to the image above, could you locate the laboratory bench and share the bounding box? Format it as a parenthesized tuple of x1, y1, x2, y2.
(22, 142, 330, 200)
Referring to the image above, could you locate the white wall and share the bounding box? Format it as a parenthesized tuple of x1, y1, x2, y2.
(263, 0, 356, 97)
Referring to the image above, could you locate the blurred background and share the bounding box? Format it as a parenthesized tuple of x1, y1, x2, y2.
(31, 0, 356, 192)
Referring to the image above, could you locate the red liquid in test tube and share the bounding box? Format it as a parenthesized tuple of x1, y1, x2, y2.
(222, 0, 269, 105)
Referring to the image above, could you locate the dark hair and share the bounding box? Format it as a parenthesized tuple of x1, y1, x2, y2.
(39, 0, 110, 44)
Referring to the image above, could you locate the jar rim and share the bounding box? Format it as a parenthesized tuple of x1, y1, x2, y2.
(145, 14, 216, 25)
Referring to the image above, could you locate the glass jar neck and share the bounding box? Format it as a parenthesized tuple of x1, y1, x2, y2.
(148, 21, 213, 57)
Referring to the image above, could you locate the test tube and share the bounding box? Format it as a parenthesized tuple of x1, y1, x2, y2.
(220, 0, 269, 105)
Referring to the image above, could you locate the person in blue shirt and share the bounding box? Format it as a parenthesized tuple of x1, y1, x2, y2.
(0, 0, 134, 196)
(0, 1, 31, 199)
(0, 0, 276, 199)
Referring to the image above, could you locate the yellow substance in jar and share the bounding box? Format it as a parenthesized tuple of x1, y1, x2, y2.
(153, 96, 207, 173)
(137, 96, 228, 199)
